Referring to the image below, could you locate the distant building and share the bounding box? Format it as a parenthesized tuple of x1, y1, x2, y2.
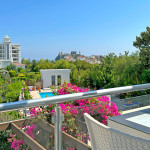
(0, 69, 10, 79)
(64, 55, 71, 61)
(0, 35, 21, 68)
(77, 55, 86, 61)
(13, 63, 26, 69)
(64, 55, 76, 62)
(55, 51, 103, 64)
(40, 69, 71, 89)
(70, 57, 76, 62)
(71, 51, 77, 55)
(0, 69, 8, 74)
(55, 52, 69, 61)
(55, 51, 81, 61)
(86, 59, 93, 64)
(91, 55, 103, 60)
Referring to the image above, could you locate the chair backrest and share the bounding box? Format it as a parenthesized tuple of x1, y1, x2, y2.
(84, 113, 150, 150)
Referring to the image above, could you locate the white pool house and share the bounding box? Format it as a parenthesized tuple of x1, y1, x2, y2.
(40, 69, 71, 89)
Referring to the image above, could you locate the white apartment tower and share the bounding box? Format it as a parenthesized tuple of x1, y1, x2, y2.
(0, 35, 21, 68)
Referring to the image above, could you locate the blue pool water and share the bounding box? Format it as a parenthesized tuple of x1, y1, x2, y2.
(39, 92, 53, 98)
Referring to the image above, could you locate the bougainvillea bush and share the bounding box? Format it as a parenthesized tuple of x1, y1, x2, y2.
(7, 126, 34, 150)
(8, 82, 121, 150)
(56, 82, 120, 124)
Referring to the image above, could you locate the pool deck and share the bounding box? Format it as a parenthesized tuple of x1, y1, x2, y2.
(30, 89, 52, 99)
(122, 105, 150, 114)
(108, 105, 150, 141)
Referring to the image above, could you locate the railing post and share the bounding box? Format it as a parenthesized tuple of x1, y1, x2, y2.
(52, 103, 64, 150)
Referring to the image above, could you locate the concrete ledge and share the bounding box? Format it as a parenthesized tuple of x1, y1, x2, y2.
(123, 105, 150, 114)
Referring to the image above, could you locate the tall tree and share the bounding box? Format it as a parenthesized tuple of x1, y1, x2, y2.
(133, 26, 150, 70)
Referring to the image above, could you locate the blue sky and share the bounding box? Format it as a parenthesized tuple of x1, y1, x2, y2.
(0, 0, 150, 60)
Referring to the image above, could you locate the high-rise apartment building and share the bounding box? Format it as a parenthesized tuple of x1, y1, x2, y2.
(0, 35, 21, 68)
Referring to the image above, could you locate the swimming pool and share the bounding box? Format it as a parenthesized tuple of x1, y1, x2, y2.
(39, 92, 53, 98)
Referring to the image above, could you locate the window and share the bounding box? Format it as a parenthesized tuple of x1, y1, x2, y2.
(57, 75, 61, 86)
(52, 76, 55, 85)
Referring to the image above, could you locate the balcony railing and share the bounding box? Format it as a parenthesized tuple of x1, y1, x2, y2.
(12, 55, 19, 58)
(0, 83, 150, 150)
(12, 47, 19, 50)
(12, 50, 19, 53)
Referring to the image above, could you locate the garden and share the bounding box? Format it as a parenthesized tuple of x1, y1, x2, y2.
(6, 82, 121, 150)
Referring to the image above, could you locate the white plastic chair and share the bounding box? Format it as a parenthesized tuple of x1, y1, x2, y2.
(84, 113, 150, 150)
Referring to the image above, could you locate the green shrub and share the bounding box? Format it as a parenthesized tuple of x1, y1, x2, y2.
(24, 87, 32, 100)
(9, 70, 16, 77)
(5, 81, 22, 102)
(0, 97, 3, 103)
(0, 130, 12, 150)
(11, 77, 27, 81)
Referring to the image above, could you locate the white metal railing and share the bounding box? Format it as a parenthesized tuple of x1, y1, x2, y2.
(0, 83, 150, 150)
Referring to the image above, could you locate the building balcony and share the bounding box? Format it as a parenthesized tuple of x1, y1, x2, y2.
(13, 58, 19, 60)
(0, 84, 150, 150)
(12, 52, 19, 54)
(12, 55, 19, 58)
(11, 49, 20, 51)
(11, 47, 20, 50)
(13, 60, 19, 63)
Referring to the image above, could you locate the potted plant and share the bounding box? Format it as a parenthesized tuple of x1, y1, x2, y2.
(37, 87, 41, 91)
(35, 82, 41, 91)
(32, 86, 35, 91)
(36, 83, 41, 91)
(94, 87, 97, 90)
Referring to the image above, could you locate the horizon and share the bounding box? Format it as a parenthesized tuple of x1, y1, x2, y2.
(0, 0, 149, 60)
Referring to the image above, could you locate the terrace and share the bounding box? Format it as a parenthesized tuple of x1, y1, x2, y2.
(0, 83, 150, 150)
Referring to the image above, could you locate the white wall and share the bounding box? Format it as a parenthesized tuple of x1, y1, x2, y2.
(40, 69, 71, 88)
(15, 65, 25, 69)
(0, 36, 21, 65)
(0, 61, 11, 68)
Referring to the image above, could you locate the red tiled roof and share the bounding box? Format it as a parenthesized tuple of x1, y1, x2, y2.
(77, 56, 85, 57)
(13, 63, 26, 66)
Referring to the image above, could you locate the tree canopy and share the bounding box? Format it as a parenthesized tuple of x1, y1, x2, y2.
(133, 26, 150, 70)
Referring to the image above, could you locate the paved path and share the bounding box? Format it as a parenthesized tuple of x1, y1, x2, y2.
(30, 91, 41, 99)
